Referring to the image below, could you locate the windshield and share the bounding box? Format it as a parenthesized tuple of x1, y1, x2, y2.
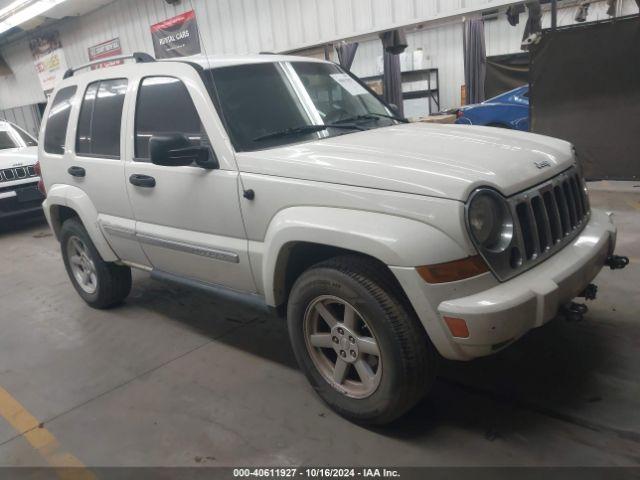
(10, 123, 37, 146)
(206, 61, 397, 152)
(0, 131, 17, 150)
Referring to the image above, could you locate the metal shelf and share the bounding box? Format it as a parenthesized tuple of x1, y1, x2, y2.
(361, 68, 440, 114)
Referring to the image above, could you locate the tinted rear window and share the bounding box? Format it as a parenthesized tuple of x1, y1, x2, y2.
(44, 86, 77, 155)
(76, 79, 127, 158)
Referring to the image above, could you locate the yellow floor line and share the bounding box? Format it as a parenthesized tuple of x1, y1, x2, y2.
(0, 386, 95, 480)
(626, 199, 640, 211)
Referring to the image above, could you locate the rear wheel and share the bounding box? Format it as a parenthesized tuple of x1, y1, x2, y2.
(287, 255, 437, 425)
(60, 218, 131, 309)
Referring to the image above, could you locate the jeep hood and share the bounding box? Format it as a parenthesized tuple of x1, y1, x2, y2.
(0, 146, 38, 170)
(237, 123, 575, 201)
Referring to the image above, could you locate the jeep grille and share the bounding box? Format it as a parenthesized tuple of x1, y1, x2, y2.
(0, 166, 37, 183)
(481, 166, 591, 281)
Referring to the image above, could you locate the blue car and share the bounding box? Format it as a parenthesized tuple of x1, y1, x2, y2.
(455, 85, 529, 131)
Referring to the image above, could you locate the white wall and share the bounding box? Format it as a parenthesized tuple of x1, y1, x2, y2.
(0, 104, 41, 137)
(0, 0, 513, 109)
(350, 21, 466, 111)
(0, 0, 637, 111)
(351, 0, 639, 111)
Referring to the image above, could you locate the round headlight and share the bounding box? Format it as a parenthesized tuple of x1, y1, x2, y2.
(467, 190, 514, 253)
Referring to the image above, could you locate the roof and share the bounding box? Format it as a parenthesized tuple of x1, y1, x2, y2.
(163, 53, 329, 69)
(60, 52, 331, 84)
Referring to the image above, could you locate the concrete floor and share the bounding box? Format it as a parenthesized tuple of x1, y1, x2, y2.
(0, 182, 638, 467)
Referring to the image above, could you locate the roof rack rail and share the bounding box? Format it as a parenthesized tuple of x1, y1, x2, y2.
(63, 52, 156, 79)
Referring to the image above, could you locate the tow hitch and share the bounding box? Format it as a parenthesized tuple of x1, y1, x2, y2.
(561, 302, 589, 322)
(579, 283, 598, 300)
(606, 255, 630, 270)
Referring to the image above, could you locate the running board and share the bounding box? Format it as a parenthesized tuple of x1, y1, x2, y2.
(150, 270, 273, 316)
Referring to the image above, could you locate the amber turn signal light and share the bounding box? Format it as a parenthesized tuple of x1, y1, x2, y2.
(443, 316, 470, 339)
(416, 255, 489, 284)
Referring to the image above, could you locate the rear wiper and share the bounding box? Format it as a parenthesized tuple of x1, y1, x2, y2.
(253, 123, 364, 142)
(331, 113, 408, 125)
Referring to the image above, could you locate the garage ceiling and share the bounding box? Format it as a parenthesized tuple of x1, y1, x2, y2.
(0, 0, 114, 40)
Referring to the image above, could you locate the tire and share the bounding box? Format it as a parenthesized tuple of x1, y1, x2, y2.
(287, 255, 437, 425)
(60, 217, 132, 309)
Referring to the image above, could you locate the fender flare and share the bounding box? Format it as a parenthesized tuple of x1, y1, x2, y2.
(43, 184, 118, 262)
(261, 206, 470, 306)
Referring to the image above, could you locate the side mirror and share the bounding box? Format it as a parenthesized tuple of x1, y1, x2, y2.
(149, 134, 219, 170)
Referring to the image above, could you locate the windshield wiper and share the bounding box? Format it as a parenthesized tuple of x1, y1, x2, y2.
(253, 123, 364, 142)
(330, 113, 408, 125)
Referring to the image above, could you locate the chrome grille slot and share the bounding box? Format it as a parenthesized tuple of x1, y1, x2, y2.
(554, 184, 571, 235)
(531, 196, 550, 252)
(563, 180, 577, 228)
(472, 166, 591, 282)
(3, 169, 15, 181)
(571, 176, 585, 218)
(516, 203, 535, 260)
(542, 190, 562, 244)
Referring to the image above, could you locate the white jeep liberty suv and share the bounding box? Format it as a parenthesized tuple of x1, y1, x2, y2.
(38, 53, 627, 425)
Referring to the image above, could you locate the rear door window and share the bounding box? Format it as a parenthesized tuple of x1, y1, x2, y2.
(76, 79, 128, 158)
(44, 86, 77, 155)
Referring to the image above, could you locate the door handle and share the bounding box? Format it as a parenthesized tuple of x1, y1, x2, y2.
(129, 174, 156, 188)
(67, 166, 86, 177)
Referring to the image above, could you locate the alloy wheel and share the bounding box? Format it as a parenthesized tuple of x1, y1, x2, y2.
(67, 236, 98, 294)
(303, 295, 382, 399)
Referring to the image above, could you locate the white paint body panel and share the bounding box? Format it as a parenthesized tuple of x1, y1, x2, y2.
(0, 146, 38, 170)
(38, 55, 617, 362)
(238, 122, 575, 201)
(395, 209, 617, 360)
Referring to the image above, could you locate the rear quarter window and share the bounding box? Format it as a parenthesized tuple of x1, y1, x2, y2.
(44, 86, 77, 155)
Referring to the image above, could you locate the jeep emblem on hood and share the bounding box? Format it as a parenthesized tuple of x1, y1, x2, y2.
(535, 160, 552, 169)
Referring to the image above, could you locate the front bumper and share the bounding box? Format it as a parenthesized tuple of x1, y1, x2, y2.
(0, 182, 44, 219)
(392, 209, 617, 361)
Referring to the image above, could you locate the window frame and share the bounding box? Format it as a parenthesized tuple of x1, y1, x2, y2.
(133, 75, 210, 163)
(43, 85, 78, 156)
(75, 78, 128, 160)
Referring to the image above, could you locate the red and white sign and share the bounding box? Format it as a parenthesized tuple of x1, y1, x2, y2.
(88, 38, 123, 70)
(150, 10, 201, 59)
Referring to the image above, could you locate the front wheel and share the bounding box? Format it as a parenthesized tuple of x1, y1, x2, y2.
(60, 218, 132, 309)
(287, 255, 437, 425)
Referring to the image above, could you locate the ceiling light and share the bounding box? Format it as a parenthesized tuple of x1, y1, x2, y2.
(0, 0, 31, 19)
(0, 0, 68, 35)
